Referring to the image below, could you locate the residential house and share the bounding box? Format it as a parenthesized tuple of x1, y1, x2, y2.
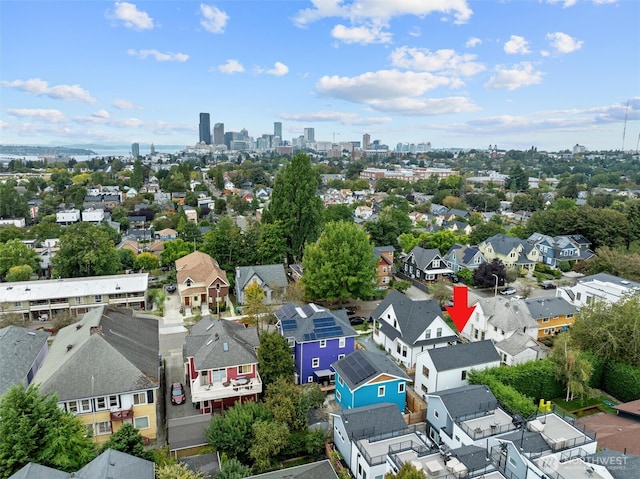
(176, 251, 230, 312)
(275, 302, 357, 385)
(128, 215, 147, 229)
(371, 289, 458, 369)
(118, 239, 140, 255)
(183, 206, 198, 223)
(331, 402, 410, 478)
(354, 205, 374, 220)
(489, 414, 597, 479)
(523, 297, 578, 339)
(33, 305, 160, 444)
(56, 208, 81, 226)
(415, 340, 501, 396)
(402, 246, 453, 283)
(430, 203, 449, 217)
(9, 449, 155, 479)
(244, 460, 339, 479)
(0, 273, 149, 321)
(183, 317, 262, 414)
(373, 246, 395, 290)
(527, 233, 595, 268)
(172, 192, 186, 205)
(81, 207, 105, 224)
(556, 272, 640, 308)
(494, 331, 549, 366)
(332, 349, 410, 412)
(82, 193, 122, 210)
(235, 264, 288, 305)
(156, 228, 178, 240)
(444, 244, 486, 273)
(0, 326, 50, 396)
(426, 384, 516, 450)
(478, 234, 541, 274)
(442, 220, 473, 236)
(444, 208, 471, 222)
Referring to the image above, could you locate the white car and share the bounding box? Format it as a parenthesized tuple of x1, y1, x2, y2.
(500, 287, 517, 295)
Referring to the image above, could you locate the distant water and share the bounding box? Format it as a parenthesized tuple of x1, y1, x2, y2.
(89, 146, 183, 157)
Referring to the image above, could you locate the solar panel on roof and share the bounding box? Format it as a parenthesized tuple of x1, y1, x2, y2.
(281, 319, 297, 331)
(276, 303, 298, 320)
(315, 326, 343, 339)
(303, 333, 317, 341)
(313, 317, 336, 328)
(340, 353, 376, 384)
(302, 304, 317, 317)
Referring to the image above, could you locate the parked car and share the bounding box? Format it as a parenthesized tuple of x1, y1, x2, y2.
(345, 306, 357, 315)
(541, 282, 557, 290)
(171, 382, 185, 405)
(165, 284, 177, 293)
(349, 316, 367, 326)
(500, 287, 517, 295)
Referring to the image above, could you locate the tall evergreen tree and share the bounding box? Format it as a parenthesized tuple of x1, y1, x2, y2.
(263, 153, 323, 262)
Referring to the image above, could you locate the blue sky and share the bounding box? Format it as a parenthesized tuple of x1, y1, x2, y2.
(1, 0, 639, 151)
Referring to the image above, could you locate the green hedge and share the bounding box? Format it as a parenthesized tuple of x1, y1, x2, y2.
(582, 352, 606, 389)
(468, 370, 537, 417)
(602, 362, 640, 403)
(474, 360, 564, 401)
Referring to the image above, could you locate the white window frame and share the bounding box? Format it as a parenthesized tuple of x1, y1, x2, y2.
(96, 421, 112, 435)
(134, 416, 150, 430)
(79, 399, 92, 413)
(312, 358, 320, 368)
(94, 295, 103, 303)
(338, 376, 344, 386)
(133, 392, 147, 405)
(338, 354, 345, 360)
(398, 383, 405, 393)
(108, 395, 119, 408)
(339, 337, 346, 348)
(95, 397, 108, 411)
(336, 390, 341, 401)
(67, 401, 78, 413)
(377, 385, 385, 397)
(436, 327, 442, 338)
(319, 339, 327, 349)
(238, 364, 252, 375)
(307, 376, 314, 383)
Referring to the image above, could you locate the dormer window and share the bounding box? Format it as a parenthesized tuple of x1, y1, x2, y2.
(186, 279, 192, 287)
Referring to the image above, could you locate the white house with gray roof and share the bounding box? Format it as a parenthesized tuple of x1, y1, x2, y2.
(556, 272, 640, 308)
(415, 340, 501, 396)
(234, 264, 288, 305)
(478, 234, 541, 274)
(371, 289, 458, 369)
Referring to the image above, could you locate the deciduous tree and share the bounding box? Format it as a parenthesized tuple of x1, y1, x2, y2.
(99, 423, 153, 461)
(302, 221, 376, 305)
(134, 252, 159, 272)
(0, 239, 39, 279)
(257, 331, 296, 385)
(551, 334, 594, 402)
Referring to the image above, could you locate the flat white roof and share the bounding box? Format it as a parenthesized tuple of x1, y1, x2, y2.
(0, 273, 149, 302)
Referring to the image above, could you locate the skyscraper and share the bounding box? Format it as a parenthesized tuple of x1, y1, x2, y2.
(213, 123, 224, 145)
(131, 142, 140, 157)
(363, 133, 371, 151)
(273, 122, 282, 146)
(303, 127, 315, 143)
(199, 113, 211, 144)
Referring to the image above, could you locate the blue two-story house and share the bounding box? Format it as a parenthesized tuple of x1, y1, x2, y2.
(332, 349, 410, 412)
(527, 233, 595, 269)
(275, 302, 358, 385)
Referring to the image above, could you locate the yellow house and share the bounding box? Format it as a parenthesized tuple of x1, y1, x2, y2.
(34, 305, 159, 444)
(478, 233, 541, 274)
(523, 297, 578, 339)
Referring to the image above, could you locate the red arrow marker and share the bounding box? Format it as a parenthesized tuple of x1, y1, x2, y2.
(444, 286, 476, 334)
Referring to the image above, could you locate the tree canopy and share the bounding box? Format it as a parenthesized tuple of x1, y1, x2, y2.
(0, 239, 39, 280)
(264, 153, 323, 262)
(302, 221, 377, 305)
(99, 423, 153, 461)
(257, 330, 296, 385)
(473, 259, 507, 289)
(0, 384, 96, 478)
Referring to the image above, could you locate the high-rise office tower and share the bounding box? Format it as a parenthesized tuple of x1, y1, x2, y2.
(303, 127, 315, 143)
(150, 143, 155, 155)
(131, 142, 140, 157)
(363, 133, 371, 151)
(213, 123, 225, 145)
(274, 122, 282, 138)
(199, 113, 211, 144)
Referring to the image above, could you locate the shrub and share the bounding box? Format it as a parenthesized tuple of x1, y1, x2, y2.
(602, 361, 640, 403)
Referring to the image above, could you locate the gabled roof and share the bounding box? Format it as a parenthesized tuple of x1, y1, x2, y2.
(275, 302, 358, 343)
(246, 459, 338, 479)
(482, 233, 536, 258)
(523, 297, 577, 319)
(0, 326, 49, 396)
(371, 290, 453, 346)
(425, 340, 500, 371)
(9, 463, 70, 479)
(34, 306, 159, 400)
(475, 297, 539, 333)
(429, 384, 498, 420)
(334, 402, 408, 441)
(236, 264, 288, 291)
(176, 251, 228, 287)
(184, 317, 259, 370)
(405, 246, 443, 270)
(447, 208, 470, 218)
(445, 244, 484, 267)
(332, 349, 409, 391)
(495, 331, 546, 357)
(75, 449, 154, 479)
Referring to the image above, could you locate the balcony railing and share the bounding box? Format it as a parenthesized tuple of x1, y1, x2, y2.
(190, 374, 263, 403)
(110, 406, 134, 422)
(459, 420, 516, 440)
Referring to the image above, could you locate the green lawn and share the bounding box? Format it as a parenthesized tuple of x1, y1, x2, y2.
(552, 395, 618, 415)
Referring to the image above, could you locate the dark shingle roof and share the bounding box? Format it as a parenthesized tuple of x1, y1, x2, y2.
(587, 449, 640, 479)
(246, 459, 338, 479)
(275, 303, 358, 343)
(75, 449, 154, 479)
(335, 402, 408, 441)
(371, 290, 453, 345)
(332, 349, 409, 390)
(499, 430, 550, 454)
(431, 384, 498, 420)
(185, 317, 259, 370)
(0, 326, 49, 396)
(236, 264, 288, 291)
(406, 246, 442, 270)
(426, 340, 500, 371)
(524, 297, 577, 319)
(8, 463, 70, 479)
(180, 452, 220, 478)
(453, 445, 490, 472)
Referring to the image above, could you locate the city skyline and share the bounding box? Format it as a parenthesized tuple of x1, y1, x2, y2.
(1, 1, 639, 151)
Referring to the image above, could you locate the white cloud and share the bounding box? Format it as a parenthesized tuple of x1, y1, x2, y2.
(545, 0, 616, 7)
(331, 24, 392, 44)
(316, 70, 456, 103)
(546, 32, 584, 54)
(200, 4, 229, 33)
(466, 37, 481, 48)
(1, 78, 96, 103)
(109, 2, 154, 30)
(127, 49, 189, 62)
(112, 99, 137, 110)
(279, 111, 391, 126)
(265, 62, 289, 76)
(367, 96, 480, 115)
(92, 109, 110, 119)
(504, 35, 531, 55)
(390, 46, 485, 76)
(484, 62, 544, 90)
(7, 108, 66, 123)
(217, 59, 244, 74)
(408, 26, 421, 37)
